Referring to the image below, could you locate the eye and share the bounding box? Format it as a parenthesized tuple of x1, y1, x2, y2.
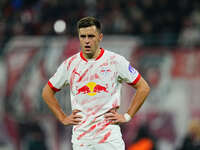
(88, 34, 95, 38)
(80, 35, 86, 38)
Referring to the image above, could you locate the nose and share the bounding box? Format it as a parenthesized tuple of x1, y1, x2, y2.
(85, 37, 90, 44)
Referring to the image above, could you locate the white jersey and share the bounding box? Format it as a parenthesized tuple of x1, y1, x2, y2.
(48, 48, 141, 146)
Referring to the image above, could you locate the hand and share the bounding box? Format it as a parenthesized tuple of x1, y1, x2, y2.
(61, 109, 82, 125)
(104, 109, 126, 124)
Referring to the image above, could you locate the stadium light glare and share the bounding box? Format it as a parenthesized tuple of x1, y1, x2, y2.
(54, 20, 66, 34)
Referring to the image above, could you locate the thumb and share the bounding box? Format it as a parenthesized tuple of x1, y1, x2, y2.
(110, 109, 116, 114)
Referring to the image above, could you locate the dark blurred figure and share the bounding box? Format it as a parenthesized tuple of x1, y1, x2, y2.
(128, 123, 157, 150)
(178, 119, 200, 150)
(20, 121, 47, 150)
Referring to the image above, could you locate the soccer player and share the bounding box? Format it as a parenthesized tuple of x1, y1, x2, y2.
(42, 16, 150, 150)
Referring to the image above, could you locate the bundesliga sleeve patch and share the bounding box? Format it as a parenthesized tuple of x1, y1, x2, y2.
(128, 64, 137, 74)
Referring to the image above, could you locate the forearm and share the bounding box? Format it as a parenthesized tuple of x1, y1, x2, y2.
(127, 87, 150, 117)
(105, 85, 150, 124)
(44, 96, 66, 122)
(42, 85, 66, 122)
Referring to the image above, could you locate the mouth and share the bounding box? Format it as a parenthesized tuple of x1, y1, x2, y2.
(84, 46, 91, 52)
(85, 45, 91, 49)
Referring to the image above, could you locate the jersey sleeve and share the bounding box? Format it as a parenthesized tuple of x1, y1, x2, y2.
(48, 61, 68, 92)
(117, 55, 141, 85)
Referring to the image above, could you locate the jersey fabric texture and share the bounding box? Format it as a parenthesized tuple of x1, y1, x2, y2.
(73, 138, 125, 150)
(48, 48, 141, 146)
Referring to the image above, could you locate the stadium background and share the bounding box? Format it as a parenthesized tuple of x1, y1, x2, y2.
(0, 0, 200, 150)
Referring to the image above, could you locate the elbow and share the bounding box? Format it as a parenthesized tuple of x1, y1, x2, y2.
(42, 84, 55, 102)
(146, 85, 151, 96)
(42, 87, 46, 101)
(42, 85, 49, 102)
(142, 84, 151, 96)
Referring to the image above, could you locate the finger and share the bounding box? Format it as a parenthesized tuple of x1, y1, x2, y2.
(110, 120, 118, 124)
(73, 119, 82, 124)
(72, 109, 81, 114)
(110, 109, 117, 113)
(105, 114, 117, 120)
(72, 117, 82, 121)
(71, 121, 80, 125)
(104, 113, 115, 118)
(74, 115, 83, 118)
(67, 118, 81, 125)
(105, 116, 117, 121)
(63, 119, 78, 125)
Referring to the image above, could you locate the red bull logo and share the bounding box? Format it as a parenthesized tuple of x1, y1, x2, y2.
(77, 82, 108, 96)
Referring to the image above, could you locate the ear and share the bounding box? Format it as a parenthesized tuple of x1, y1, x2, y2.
(99, 33, 103, 42)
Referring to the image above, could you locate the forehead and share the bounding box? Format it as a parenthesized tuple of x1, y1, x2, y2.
(79, 26, 99, 35)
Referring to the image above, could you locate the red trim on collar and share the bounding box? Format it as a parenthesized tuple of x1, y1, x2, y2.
(95, 48, 104, 61)
(80, 48, 105, 62)
(80, 51, 88, 62)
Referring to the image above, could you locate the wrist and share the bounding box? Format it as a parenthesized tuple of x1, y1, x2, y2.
(59, 114, 67, 122)
(124, 113, 132, 122)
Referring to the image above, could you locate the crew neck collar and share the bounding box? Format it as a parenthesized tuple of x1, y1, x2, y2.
(80, 48, 105, 62)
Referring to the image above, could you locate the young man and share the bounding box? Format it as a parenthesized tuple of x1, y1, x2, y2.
(42, 16, 150, 150)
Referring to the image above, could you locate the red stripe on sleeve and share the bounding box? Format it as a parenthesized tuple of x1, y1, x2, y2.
(128, 74, 141, 85)
(48, 81, 61, 92)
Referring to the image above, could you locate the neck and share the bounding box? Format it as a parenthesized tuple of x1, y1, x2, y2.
(84, 48, 101, 60)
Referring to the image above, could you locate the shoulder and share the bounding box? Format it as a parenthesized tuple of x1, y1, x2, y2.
(104, 49, 124, 60)
(105, 50, 127, 63)
(63, 52, 80, 64)
(60, 52, 80, 70)
(103, 50, 127, 67)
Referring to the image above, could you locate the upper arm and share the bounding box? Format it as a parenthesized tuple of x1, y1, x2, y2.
(42, 83, 56, 99)
(132, 76, 150, 92)
(116, 55, 141, 85)
(48, 61, 69, 91)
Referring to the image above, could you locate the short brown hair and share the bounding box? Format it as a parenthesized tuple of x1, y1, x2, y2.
(77, 16, 101, 32)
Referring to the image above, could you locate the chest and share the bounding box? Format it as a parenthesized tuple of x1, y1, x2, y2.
(71, 61, 117, 83)
(68, 60, 118, 95)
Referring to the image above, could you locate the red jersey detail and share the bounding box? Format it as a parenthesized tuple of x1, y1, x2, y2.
(93, 84, 108, 93)
(76, 85, 90, 95)
(77, 64, 94, 82)
(80, 51, 88, 62)
(67, 55, 77, 70)
(70, 64, 79, 90)
(95, 48, 104, 60)
(98, 131, 111, 143)
(48, 81, 60, 92)
(74, 117, 88, 131)
(80, 48, 105, 62)
(77, 124, 97, 140)
(129, 74, 141, 85)
(78, 69, 89, 82)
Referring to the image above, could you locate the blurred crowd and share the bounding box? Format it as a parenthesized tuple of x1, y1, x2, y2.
(0, 0, 200, 50)
(177, 119, 200, 150)
(1, 1, 200, 150)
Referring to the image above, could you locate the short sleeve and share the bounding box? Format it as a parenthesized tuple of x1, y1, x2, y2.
(117, 55, 141, 85)
(48, 61, 68, 92)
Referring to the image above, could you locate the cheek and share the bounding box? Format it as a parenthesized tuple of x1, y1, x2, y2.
(93, 39, 99, 45)
(79, 40, 84, 46)
(95, 41, 100, 48)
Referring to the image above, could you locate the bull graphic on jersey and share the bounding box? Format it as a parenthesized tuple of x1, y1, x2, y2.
(76, 82, 108, 96)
